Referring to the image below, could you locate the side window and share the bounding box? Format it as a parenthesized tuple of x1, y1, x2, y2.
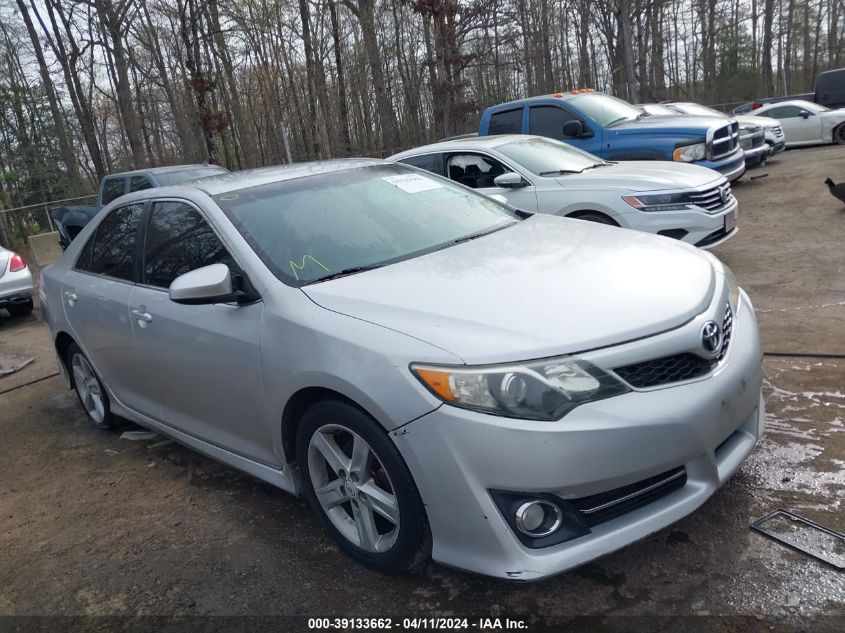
(446, 154, 510, 189)
(143, 201, 239, 289)
(768, 106, 801, 119)
(77, 203, 143, 281)
(101, 177, 126, 205)
(129, 175, 154, 193)
(488, 108, 522, 134)
(398, 154, 444, 176)
(529, 105, 572, 140)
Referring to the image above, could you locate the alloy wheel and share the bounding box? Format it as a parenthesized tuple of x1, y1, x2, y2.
(71, 352, 106, 424)
(307, 423, 400, 553)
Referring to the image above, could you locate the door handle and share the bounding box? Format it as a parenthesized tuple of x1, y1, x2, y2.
(64, 291, 77, 306)
(131, 307, 153, 326)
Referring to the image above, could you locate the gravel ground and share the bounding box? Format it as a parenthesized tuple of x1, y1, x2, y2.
(1, 147, 844, 631)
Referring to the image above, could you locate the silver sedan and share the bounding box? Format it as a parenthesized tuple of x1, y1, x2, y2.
(40, 160, 764, 580)
(0, 246, 35, 317)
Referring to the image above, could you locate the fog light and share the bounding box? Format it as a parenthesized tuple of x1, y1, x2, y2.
(514, 500, 563, 537)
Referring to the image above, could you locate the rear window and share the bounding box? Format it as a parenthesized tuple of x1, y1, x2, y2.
(398, 154, 444, 176)
(101, 177, 126, 205)
(76, 203, 143, 280)
(488, 108, 522, 135)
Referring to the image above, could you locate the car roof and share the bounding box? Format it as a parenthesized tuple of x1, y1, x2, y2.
(106, 164, 229, 179)
(756, 99, 817, 110)
(389, 135, 538, 159)
(180, 158, 386, 196)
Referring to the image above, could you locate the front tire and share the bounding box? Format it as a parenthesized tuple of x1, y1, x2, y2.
(834, 124, 845, 145)
(297, 400, 430, 574)
(66, 342, 114, 430)
(568, 211, 619, 226)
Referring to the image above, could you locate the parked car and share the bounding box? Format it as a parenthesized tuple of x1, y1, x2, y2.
(478, 90, 746, 181)
(40, 159, 764, 580)
(390, 135, 738, 249)
(51, 164, 228, 248)
(648, 102, 786, 158)
(749, 100, 845, 146)
(0, 246, 35, 317)
(733, 67, 845, 114)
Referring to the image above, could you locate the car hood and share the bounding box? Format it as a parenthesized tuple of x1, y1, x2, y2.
(736, 114, 779, 128)
(553, 161, 723, 192)
(612, 114, 726, 136)
(303, 215, 715, 365)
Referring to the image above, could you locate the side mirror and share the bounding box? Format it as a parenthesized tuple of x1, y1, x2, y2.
(169, 263, 248, 305)
(563, 120, 594, 138)
(493, 172, 526, 188)
(799, 110, 810, 119)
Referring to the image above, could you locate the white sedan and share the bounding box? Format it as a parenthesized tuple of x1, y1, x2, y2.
(751, 100, 845, 146)
(390, 135, 738, 249)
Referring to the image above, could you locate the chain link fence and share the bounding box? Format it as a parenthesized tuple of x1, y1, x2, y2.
(0, 195, 96, 260)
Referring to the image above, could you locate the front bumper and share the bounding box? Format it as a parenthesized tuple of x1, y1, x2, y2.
(695, 152, 746, 182)
(393, 291, 763, 580)
(618, 196, 738, 250)
(742, 143, 769, 168)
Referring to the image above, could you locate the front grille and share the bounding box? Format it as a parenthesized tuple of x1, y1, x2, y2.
(772, 125, 784, 139)
(689, 184, 733, 212)
(718, 303, 733, 361)
(571, 467, 687, 526)
(710, 122, 740, 159)
(614, 304, 733, 388)
(614, 353, 713, 388)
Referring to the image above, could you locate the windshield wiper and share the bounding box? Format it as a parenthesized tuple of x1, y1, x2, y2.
(437, 222, 515, 250)
(539, 168, 585, 176)
(307, 264, 384, 285)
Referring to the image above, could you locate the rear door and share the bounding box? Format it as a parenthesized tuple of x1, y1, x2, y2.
(128, 199, 271, 463)
(62, 203, 144, 404)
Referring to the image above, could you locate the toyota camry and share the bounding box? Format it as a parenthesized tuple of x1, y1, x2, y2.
(40, 159, 764, 580)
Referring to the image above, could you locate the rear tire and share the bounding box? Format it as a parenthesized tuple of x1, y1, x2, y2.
(297, 400, 430, 574)
(834, 124, 845, 145)
(568, 211, 619, 226)
(66, 342, 114, 430)
(7, 300, 33, 317)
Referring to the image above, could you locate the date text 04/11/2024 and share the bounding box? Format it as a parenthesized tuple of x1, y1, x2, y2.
(307, 617, 529, 630)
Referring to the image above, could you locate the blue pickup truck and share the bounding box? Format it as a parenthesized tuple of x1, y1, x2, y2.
(478, 90, 746, 181)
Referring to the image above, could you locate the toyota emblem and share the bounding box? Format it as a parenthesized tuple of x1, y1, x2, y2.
(719, 186, 728, 205)
(701, 321, 722, 355)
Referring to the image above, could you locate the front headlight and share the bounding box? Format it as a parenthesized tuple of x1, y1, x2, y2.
(411, 357, 629, 421)
(622, 192, 690, 212)
(723, 263, 740, 314)
(672, 142, 706, 162)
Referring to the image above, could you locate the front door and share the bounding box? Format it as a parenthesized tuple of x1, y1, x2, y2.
(444, 152, 538, 212)
(128, 200, 273, 464)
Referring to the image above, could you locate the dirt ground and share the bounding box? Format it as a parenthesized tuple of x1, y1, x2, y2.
(1, 148, 844, 630)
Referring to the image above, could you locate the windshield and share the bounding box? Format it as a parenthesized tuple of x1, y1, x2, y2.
(673, 103, 726, 118)
(496, 137, 605, 175)
(214, 164, 518, 286)
(568, 93, 643, 127)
